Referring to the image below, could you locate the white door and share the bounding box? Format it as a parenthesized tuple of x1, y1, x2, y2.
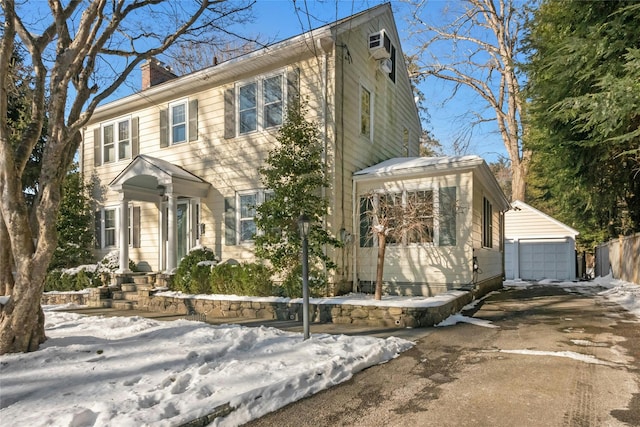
(519, 241, 572, 280)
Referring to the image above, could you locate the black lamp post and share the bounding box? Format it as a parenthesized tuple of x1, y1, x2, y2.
(298, 214, 310, 340)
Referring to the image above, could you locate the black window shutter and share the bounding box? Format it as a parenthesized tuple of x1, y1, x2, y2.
(224, 196, 236, 245)
(93, 128, 101, 166)
(159, 109, 169, 147)
(132, 206, 141, 248)
(224, 88, 235, 139)
(188, 99, 198, 142)
(287, 67, 300, 113)
(389, 45, 396, 83)
(131, 117, 139, 157)
(94, 209, 102, 248)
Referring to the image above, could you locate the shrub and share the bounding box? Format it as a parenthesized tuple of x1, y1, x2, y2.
(210, 262, 274, 296)
(44, 250, 138, 292)
(172, 247, 218, 294)
(44, 268, 94, 292)
(279, 265, 327, 298)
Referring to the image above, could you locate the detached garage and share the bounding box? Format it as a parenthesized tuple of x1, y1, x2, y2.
(504, 200, 579, 281)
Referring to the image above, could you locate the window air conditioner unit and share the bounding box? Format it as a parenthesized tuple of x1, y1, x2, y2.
(379, 58, 393, 74)
(369, 29, 392, 60)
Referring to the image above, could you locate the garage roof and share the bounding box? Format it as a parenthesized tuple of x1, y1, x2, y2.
(505, 200, 579, 239)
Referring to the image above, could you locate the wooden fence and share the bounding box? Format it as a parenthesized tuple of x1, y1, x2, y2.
(595, 233, 640, 285)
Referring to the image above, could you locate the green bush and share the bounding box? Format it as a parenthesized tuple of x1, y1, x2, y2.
(210, 262, 274, 296)
(279, 265, 327, 298)
(172, 247, 218, 294)
(44, 268, 95, 292)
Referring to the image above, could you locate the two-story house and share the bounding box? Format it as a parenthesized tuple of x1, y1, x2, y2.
(82, 4, 509, 297)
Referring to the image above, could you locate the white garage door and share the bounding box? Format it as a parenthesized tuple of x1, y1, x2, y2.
(519, 241, 572, 280)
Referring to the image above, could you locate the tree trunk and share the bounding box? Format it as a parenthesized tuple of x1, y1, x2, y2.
(0, 263, 47, 353)
(375, 233, 386, 300)
(0, 211, 14, 296)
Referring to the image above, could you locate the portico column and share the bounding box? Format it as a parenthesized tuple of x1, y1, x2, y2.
(118, 196, 131, 273)
(166, 190, 177, 273)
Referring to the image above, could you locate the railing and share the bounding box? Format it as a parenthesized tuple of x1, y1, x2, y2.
(595, 233, 640, 285)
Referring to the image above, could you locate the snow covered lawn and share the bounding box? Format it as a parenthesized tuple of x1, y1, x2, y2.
(0, 308, 411, 427)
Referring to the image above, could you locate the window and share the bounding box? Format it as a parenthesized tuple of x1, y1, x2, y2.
(104, 208, 116, 247)
(238, 74, 283, 135)
(239, 83, 257, 133)
(239, 193, 257, 242)
(407, 190, 434, 244)
(482, 197, 493, 248)
(359, 187, 457, 247)
(263, 75, 283, 128)
(101, 117, 131, 163)
(224, 190, 273, 245)
(360, 85, 372, 139)
(160, 99, 197, 147)
(170, 101, 187, 144)
(95, 206, 140, 249)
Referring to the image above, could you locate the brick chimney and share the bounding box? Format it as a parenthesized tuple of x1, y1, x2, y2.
(141, 58, 177, 90)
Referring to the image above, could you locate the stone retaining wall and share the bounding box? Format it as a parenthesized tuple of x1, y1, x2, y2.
(41, 292, 89, 306)
(136, 291, 473, 328)
(40, 285, 486, 328)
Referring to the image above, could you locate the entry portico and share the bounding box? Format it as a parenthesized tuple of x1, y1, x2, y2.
(109, 155, 210, 273)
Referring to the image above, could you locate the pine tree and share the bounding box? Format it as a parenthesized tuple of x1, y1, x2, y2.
(255, 102, 341, 291)
(48, 164, 95, 270)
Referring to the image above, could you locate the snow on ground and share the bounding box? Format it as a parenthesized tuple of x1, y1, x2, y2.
(0, 275, 637, 426)
(0, 309, 412, 427)
(496, 349, 619, 367)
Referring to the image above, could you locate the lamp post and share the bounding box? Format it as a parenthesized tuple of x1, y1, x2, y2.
(298, 214, 311, 340)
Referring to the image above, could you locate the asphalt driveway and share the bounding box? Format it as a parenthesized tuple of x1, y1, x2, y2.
(245, 284, 640, 427)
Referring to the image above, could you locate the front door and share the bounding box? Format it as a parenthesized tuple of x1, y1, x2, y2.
(160, 198, 200, 271)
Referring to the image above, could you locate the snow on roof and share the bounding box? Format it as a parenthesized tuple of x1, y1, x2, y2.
(354, 156, 484, 177)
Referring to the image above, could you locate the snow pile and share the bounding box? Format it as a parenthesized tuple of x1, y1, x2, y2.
(0, 309, 412, 427)
(597, 278, 640, 318)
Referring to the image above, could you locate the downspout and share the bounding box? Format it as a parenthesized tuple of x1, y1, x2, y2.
(318, 37, 333, 285)
(352, 177, 358, 292)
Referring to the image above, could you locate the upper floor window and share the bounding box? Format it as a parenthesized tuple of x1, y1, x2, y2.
(238, 74, 283, 135)
(101, 117, 131, 163)
(224, 69, 299, 140)
(360, 85, 372, 140)
(160, 99, 198, 148)
(170, 101, 187, 144)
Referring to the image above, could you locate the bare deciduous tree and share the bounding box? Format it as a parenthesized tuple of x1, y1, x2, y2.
(0, 0, 254, 354)
(407, 0, 530, 201)
(165, 39, 262, 75)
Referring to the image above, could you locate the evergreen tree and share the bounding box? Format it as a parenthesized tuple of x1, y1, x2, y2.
(255, 102, 341, 289)
(524, 1, 640, 248)
(48, 164, 95, 270)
